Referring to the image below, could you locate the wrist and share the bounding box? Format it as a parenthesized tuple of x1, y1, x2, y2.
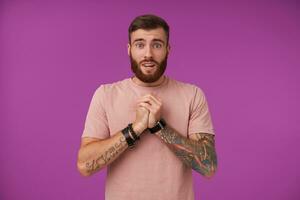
(122, 123, 141, 149)
(148, 120, 157, 129)
(148, 118, 166, 134)
(132, 122, 145, 136)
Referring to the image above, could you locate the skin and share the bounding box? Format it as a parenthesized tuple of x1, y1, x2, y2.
(128, 27, 170, 86)
(130, 28, 217, 177)
(77, 103, 149, 176)
(138, 94, 217, 178)
(77, 27, 217, 178)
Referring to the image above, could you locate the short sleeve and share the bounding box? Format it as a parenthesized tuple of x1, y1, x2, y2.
(188, 87, 215, 136)
(81, 85, 110, 139)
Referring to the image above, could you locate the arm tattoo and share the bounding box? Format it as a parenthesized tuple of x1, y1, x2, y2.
(85, 136, 127, 174)
(157, 125, 217, 177)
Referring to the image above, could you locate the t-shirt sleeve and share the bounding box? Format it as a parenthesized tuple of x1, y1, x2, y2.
(81, 85, 110, 139)
(188, 86, 215, 136)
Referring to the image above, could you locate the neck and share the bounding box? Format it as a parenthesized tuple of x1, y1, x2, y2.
(132, 75, 165, 87)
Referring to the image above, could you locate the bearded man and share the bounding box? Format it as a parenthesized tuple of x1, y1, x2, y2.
(77, 14, 218, 200)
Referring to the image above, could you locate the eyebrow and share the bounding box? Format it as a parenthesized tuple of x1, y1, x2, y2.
(132, 38, 165, 45)
(152, 39, 165, 44)
(132, 38, 145, 44)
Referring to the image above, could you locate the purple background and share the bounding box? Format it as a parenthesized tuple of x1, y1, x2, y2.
(1, 1, 300, 200)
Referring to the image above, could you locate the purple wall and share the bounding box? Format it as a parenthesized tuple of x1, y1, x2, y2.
(1, 1, 300, 200)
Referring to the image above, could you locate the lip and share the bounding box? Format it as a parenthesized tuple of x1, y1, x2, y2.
(143, 65, 156, 73)
(141, 61, 156, 67)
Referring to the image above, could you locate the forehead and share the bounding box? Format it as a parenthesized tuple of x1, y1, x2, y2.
(130, 27, 167, 43)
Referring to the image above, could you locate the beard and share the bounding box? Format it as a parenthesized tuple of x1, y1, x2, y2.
(130, 52, 168, 83)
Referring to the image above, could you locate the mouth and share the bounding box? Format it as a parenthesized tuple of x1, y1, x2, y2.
(141, 61, 156, 68)
(140, 61, 157, 74)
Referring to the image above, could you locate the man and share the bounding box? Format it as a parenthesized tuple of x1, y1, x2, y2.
(77, 14, 217, 200)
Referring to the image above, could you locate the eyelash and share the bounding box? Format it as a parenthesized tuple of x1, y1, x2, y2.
(135, 43, 162, 48)
(135, 43, 144, 48)
(153, 44, 162, 48)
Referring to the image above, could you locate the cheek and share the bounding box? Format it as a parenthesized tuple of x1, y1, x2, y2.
(154, 51, 167, 61)
(131, 50, 144, 61)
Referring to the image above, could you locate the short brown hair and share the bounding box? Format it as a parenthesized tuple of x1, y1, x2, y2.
(128, 14, 170, 45)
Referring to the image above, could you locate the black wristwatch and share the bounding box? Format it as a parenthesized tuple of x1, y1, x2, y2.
(148, 118, 166, 134)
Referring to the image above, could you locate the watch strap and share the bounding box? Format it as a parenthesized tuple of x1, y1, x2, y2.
(148, 118, 166, 134)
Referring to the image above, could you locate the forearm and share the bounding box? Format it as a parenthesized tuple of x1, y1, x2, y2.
(156, 125, 217, 177)
(77, 122, 145, 176)
(77, 131, 128, 176)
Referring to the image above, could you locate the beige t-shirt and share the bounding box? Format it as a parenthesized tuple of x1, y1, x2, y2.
(82, 75, 215, 200)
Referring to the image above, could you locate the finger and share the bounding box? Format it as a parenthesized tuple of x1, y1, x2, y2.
(149, 94, 162, 105)
(138, 104, 149, 111)
(140, 95, 162, 106)
(143, 93, 162, 106)
(138, 98, 160, 111)
(138, 96, 157, 106)
(149, 92, 159, 99)
(137, 98, 152, 105)
(138, 103, 150, 113)
(139, 102, 155, 113)
(137, 94, 159, 102)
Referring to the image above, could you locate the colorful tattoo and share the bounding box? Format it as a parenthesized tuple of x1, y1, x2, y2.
(157, 125, 217, 177)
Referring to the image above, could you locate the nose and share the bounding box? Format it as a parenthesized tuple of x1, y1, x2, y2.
(144, 45, 153, 59)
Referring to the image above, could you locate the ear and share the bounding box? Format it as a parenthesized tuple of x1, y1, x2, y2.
(127, 43, 130, 56)
(167, 44, 171, 54)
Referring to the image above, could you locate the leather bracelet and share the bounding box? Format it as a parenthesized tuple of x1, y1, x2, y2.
(128, 123, 140, 141)
(121, 126, 135, 147)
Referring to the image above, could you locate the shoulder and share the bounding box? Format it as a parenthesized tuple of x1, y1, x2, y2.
(89, 78, 129, 106)
(167, 77, 205, 97)
(94, 78, 129, 95)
